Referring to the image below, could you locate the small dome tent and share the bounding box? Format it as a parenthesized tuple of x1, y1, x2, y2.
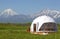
(30, 15, 57, 35)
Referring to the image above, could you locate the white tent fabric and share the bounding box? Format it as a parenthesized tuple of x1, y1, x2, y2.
(30, 15, 56, 32)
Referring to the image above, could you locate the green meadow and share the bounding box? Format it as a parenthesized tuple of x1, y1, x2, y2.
(0, 23, 60, 39)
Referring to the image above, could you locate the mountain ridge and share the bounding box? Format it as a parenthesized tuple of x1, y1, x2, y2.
(0, 8, 60, 23)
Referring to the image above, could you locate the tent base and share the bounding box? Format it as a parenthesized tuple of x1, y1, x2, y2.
(30, 32, 56, 35)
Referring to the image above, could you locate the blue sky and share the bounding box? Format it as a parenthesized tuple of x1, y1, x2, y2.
(0, 0, 60, 15)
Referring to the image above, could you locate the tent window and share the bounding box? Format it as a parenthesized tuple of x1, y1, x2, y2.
(39, 23, 57, 31)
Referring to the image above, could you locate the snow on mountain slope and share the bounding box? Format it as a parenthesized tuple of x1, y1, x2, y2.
(0, 8, 19, 17)
(0, 8, 32, 23)
(31, 9, 60, 19)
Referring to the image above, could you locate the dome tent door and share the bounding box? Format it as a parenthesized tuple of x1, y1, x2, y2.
(33, 24, 36, 32)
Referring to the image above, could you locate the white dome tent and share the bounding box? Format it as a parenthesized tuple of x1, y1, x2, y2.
(30, 15, 57, 35)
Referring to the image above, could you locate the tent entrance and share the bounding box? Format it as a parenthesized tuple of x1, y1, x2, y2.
(33, 24, 36, 32)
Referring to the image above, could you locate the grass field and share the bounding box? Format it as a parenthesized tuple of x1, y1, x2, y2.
(0, 23, 60, 39)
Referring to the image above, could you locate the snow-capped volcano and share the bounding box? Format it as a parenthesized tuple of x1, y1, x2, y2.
(0, 8, 32, 23)
(0, 8, 19, 17)
(40, 9, 60, 18)
(31, 9, 60, 19)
